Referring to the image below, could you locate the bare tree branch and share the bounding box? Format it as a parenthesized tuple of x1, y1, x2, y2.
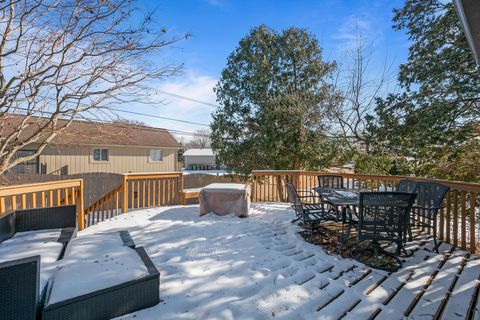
(0, 0, 189, 173)
(330, 30, 396, 151)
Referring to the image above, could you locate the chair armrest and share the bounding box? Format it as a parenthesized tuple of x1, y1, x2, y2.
(15, 205, 77, 232)
(0, 256, 40, 320)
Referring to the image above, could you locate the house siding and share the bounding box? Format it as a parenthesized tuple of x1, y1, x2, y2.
(39, 144, 178, 174)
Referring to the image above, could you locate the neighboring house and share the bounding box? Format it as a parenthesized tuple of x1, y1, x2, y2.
(3, 115, 182, 175)
(183, 149, 217, 170)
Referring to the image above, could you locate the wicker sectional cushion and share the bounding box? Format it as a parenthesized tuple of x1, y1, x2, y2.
(0, 234, 64, 293)
(62, 232, 124, 258)
(0, 229, 62, 247)
(48, 233, 148, 304)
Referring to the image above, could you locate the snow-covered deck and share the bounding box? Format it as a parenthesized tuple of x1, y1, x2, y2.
(78, 203, 480, 320)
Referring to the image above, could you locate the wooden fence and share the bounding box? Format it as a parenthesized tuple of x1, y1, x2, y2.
(0, 179, 85, 229)
(251, 170, 480, 254)
(84, 172, 183, 227)
(183, 173, 244, 189)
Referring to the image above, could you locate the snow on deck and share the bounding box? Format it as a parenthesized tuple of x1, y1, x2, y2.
(77, 203, 480, 320)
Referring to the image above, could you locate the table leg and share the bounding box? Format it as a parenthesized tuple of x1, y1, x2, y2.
(339, 206, 347, 253)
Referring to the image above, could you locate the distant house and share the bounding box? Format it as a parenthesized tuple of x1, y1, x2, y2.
(3, 115, 182, 175)
(183, 149, 217, 170)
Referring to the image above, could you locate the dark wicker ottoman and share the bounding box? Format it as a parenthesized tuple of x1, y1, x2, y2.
(42, 246, 160, 320)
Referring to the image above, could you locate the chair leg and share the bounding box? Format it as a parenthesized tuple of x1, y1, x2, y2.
(408, 222, 413, 242)
(433, 219, 439, 253)
(396, 241, 401, 255)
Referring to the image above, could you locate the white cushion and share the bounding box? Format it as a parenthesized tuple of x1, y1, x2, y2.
(63, 232, 124, 258)
(0, 233, 64, 293)
(49, 241, 148, 304)
(1, 229, 62, 248)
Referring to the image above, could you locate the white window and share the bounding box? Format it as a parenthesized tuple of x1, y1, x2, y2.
(149, 149, 163, 162)
(93, 148, 109, 161)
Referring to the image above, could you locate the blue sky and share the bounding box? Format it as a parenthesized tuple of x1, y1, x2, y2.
(121, 0, 410, 138)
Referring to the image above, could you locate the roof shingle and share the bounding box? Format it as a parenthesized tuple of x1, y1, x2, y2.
(1, 115, 181, 149)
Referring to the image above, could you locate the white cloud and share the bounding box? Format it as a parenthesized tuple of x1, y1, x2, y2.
(335, 15, 371, 42)
(158, 72, 217, 111)
(333, 14, 383, 52)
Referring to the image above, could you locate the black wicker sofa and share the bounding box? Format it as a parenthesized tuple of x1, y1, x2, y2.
(0, 205, 160, 320)
(0, 205, 77, 320)
(42, 231, 160, 320)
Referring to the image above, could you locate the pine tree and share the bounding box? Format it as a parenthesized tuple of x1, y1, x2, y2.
(211, 25, 339, 175)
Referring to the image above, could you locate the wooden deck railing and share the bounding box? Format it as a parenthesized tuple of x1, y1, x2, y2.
(0, 179, 85, 229)
(251, 170, 480, 254)
(84, 172, 183, 227)
(2, 170, 478, 253)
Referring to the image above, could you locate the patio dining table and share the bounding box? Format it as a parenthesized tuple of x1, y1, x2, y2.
(313, 187, 364, 249)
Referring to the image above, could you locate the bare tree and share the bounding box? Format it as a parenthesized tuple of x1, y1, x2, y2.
(185, 129, 211, 149)
(0, 0, 188, 173)
(331, 32, 395, 151)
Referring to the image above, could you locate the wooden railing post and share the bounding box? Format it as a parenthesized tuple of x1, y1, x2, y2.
(122, 174, 128, 214)
(180, 173, 186, 205)
(78, 179, 85, 231)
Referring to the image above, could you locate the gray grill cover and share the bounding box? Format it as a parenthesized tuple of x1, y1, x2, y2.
(199, 183, 251, 218)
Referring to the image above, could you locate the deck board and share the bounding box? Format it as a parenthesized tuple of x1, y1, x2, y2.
(440, 257, 480, 320)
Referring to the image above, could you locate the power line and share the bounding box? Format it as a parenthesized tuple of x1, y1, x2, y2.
(107, 107, 210, 127)
(157, 90, 220, 108)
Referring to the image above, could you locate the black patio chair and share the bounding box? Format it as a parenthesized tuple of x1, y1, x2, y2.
(351, 192, 416, 270)
(408, 182, 449, 252)
(285, 181, 336, 238)
(317, 175, 345, 189)
(316, 175, 345, 219)
(396, 179, 418, 193)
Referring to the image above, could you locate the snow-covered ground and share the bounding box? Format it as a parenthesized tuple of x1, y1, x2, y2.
(77, 203, 480, 320)
(182, 169, 228, 176)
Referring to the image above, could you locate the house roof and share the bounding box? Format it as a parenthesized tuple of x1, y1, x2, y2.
(1, 114, 182, 149)
(183, 148, 215, 156)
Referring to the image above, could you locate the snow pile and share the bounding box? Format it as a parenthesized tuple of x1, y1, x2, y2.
(182, 170, 227, 176)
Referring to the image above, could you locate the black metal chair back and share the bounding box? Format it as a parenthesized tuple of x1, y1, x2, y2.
(317, 175, 344, 189)
(414, 182, 449, 214)
(285, 181, 303, 219)
(406, 182, 448, 252)
(396, 179, 418, 193)
(285, 181, 301, 206)
(358, 192, 416, 252)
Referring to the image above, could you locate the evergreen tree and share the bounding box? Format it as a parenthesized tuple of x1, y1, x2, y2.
(211, 25, 338, 175)
(366, 0, 480, 181)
